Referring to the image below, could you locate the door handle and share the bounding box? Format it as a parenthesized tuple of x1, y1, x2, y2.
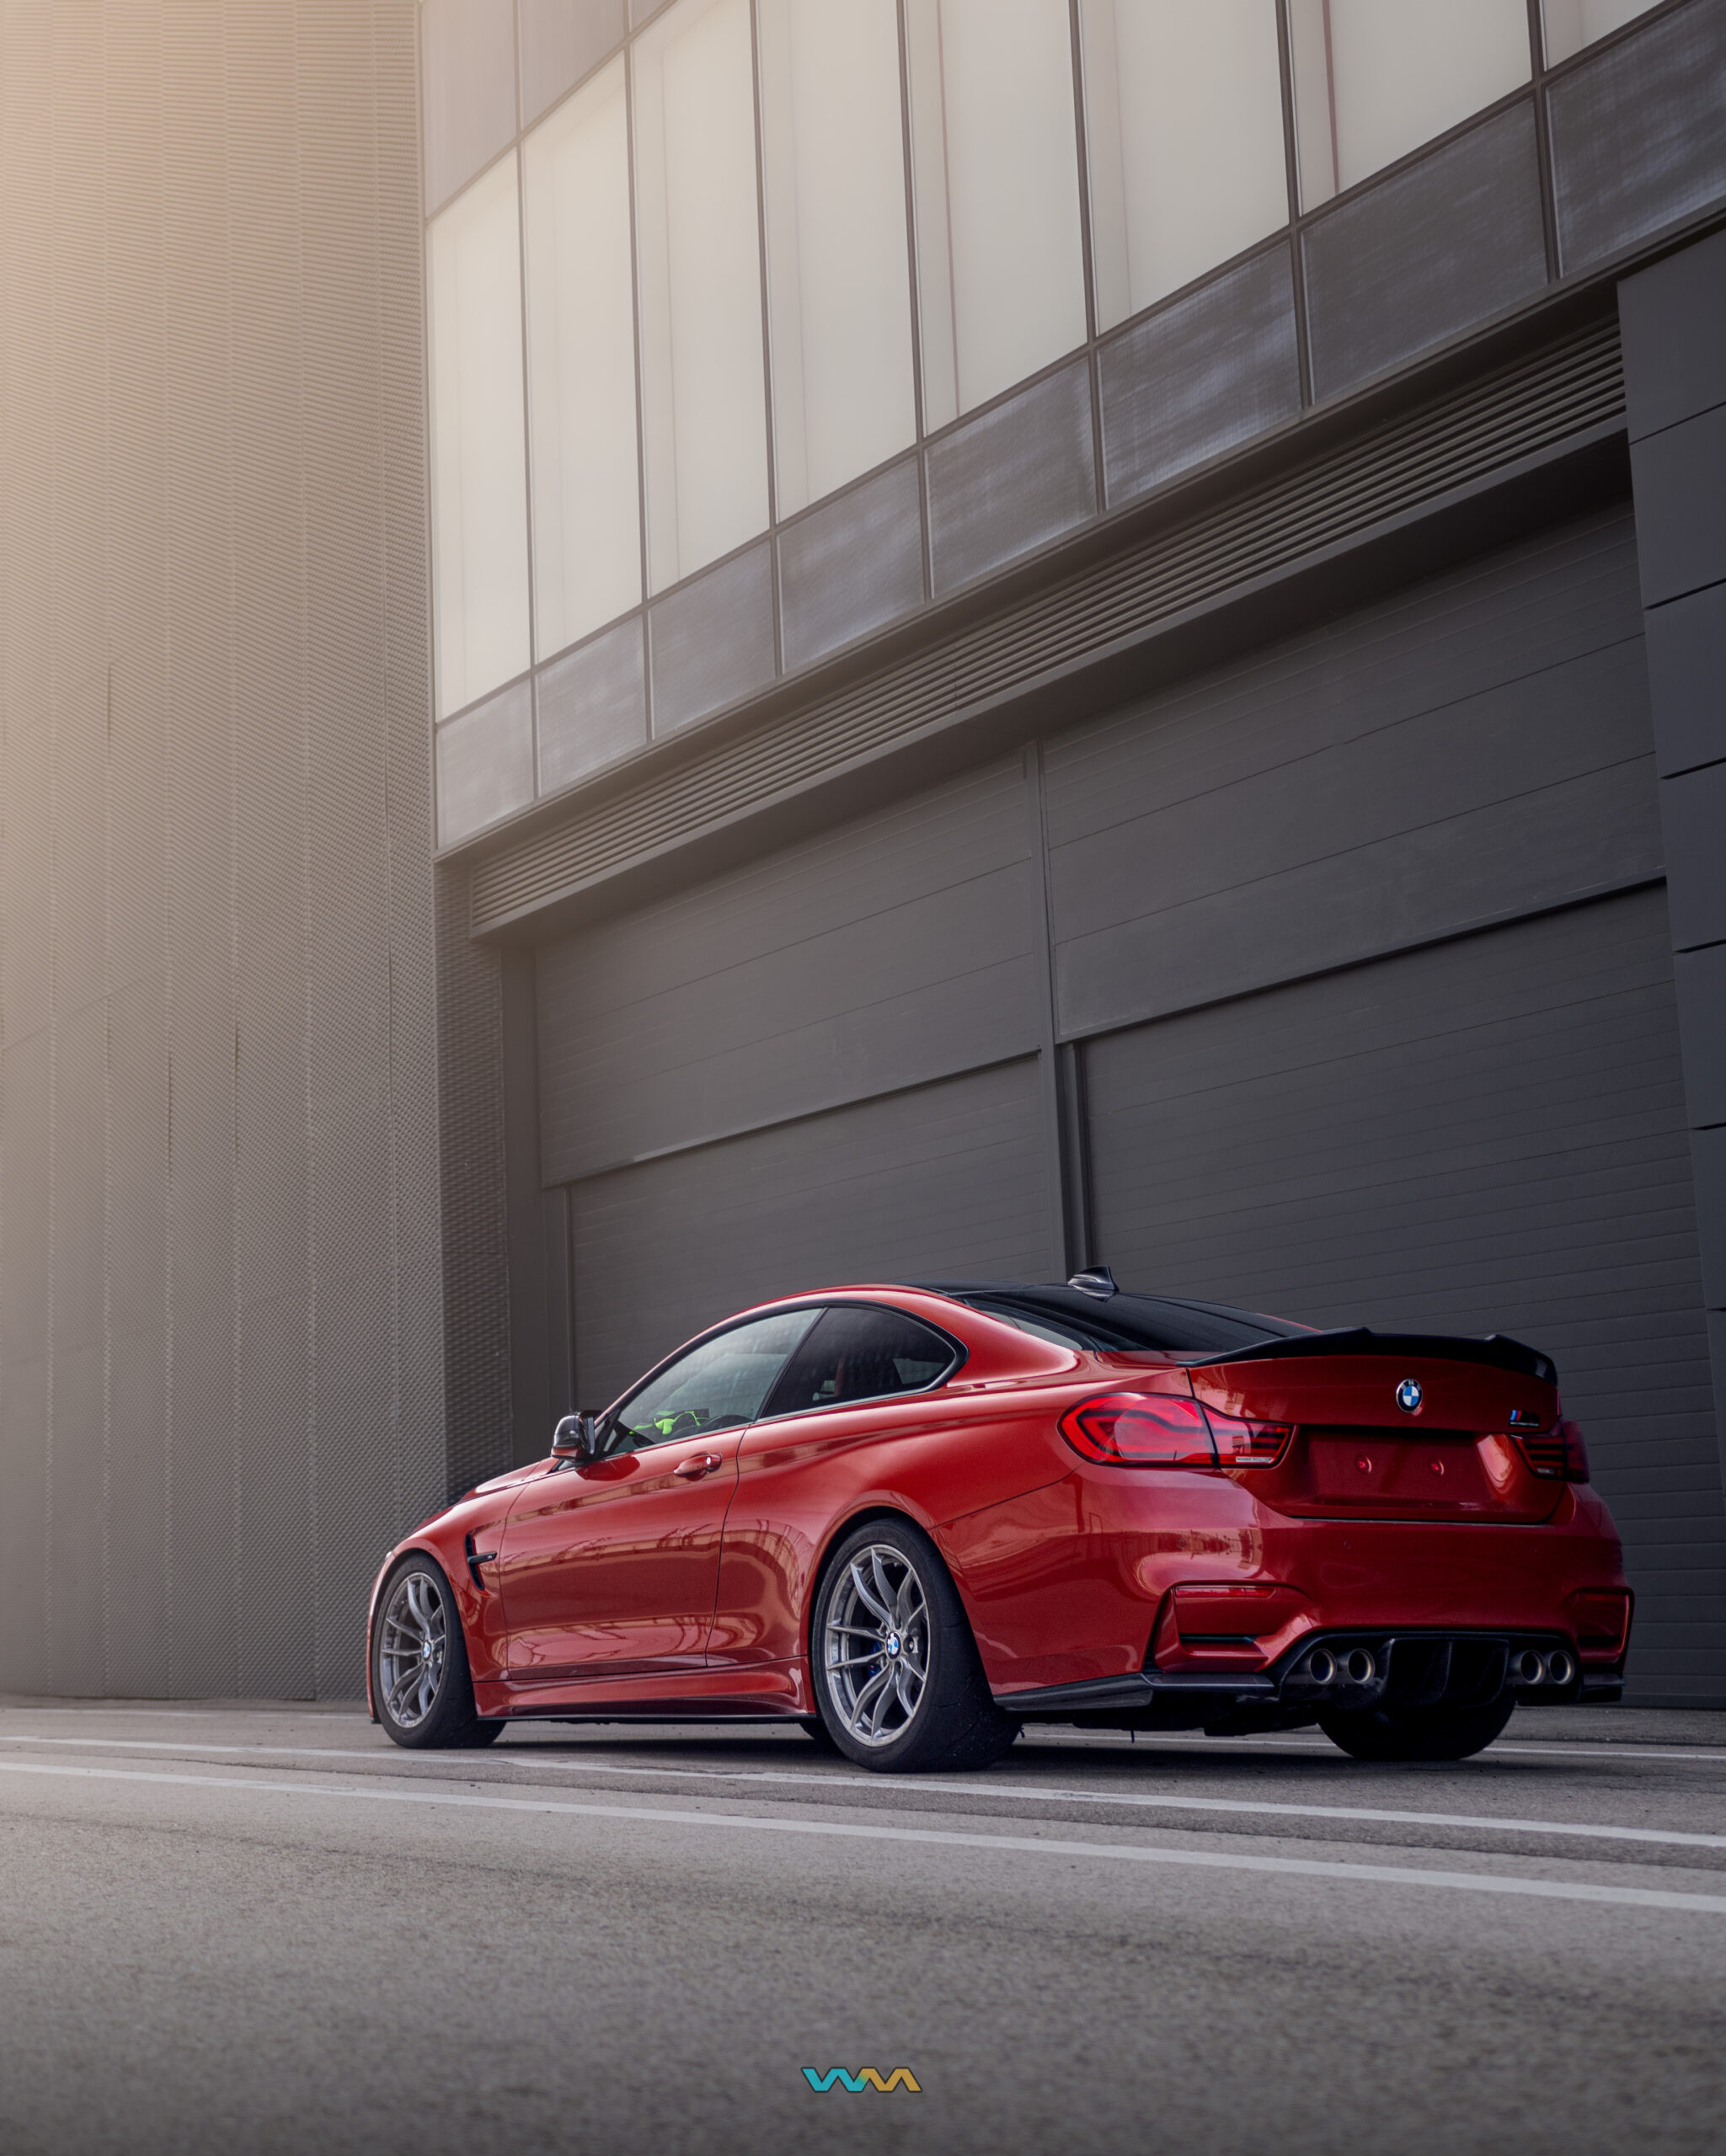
(673, 1452, 723, 1481)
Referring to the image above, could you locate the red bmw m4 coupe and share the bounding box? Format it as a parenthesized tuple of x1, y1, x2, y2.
(367, 1273, 1632, 1769)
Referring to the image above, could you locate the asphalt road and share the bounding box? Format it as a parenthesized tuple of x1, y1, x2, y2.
(3, 1700, 1725, 2156)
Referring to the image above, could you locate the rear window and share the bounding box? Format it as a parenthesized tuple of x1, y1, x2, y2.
(943, 1286, 1307, 1356)
(761, 1304, 958, 1416)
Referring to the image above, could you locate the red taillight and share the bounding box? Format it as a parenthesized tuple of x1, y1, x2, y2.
(1205, 1406, 1292, 1470)
(1515, 1417, 1590, 1482)
(1059, 1393, 1291, 1470)
(1060, 1394, 1216, 1466)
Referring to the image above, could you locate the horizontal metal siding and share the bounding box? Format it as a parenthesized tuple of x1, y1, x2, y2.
(1044, 509, 1658, 1037)
(569, 1060, 1051, 1411)
(537, 760, 1041, 1185)
(1083, 889, 1723, 1702)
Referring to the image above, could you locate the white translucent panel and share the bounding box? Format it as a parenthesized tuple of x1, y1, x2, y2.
(1542, 0, 1662, 64)
(905, 0, 1088, 428)
(427, 153, 532, 718)
(523, 57, 642, 659)
(633, 0, 771, 591)
(1290, 0, 1532, 209)
(758, 0, 916, 515)
(1079, 0, 1289, 330)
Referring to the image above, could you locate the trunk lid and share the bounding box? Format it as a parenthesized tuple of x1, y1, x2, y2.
(1189, 1335, 1563, 1524)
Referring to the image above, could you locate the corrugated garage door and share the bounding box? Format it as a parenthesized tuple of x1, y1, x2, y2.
(568, 1059, 1052, 1406)
(1082, 885, 1720, 1685)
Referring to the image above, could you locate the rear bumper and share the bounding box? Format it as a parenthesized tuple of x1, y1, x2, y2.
(997, 1625, 1626, 1725)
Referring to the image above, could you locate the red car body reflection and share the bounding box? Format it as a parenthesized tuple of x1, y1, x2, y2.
(368, 1282, 1632, 1742)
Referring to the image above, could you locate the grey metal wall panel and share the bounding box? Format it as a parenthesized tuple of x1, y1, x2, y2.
(55, 675, 108, 1022)
(1698, 1126, 1726, 1310)
(0, 1034, 51, 1689)
(50, 1002, 107, 1691)
(420, 0, 517, 211)
(436, 862, 516, 1501)
(778, 457, 925, 674)
(649, 542, 777, 737)
(1644, 583, 1726, 777)
(301, 1, 436, 1695)
(105, 978, 169, 1700)
(519, 0, 626, 125)
(1617, 223, 1726, 440)
(537, 616, 647, 797)
(1044, 510, 1656, 1039)
(437, 679, 534, 844)
(0, 3, 445, 1698)
(1620, 222, 1726, 1550)
(0, 1358, 48, 1694)
(3, 718, 53, 1048)
(569, 1058, 1050, 1408)
(1302, 103, 1548, 403)
(537, 759, 1040, 1183)
(1082, 888, 1723, 1700)
(927, 362, 1096, 597)
(1676, 945, 1726, 1129)
(1551, 0, 1726, 273)
(1630, 404, 1726, 606)
(1099, 246, 1301, 510)
(1661, 761, 1726, 949)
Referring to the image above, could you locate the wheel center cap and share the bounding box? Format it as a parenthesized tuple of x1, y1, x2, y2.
(887, 1633, 900, 1657)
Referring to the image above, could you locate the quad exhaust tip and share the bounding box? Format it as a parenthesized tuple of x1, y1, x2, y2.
(1514, 1646, 1576, 1689)
(1299, 1646, 1376, 1689)
(1296, 1641, 1575, 1693)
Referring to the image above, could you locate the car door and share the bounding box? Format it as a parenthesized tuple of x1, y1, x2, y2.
(495, 1308, 817, 1686)
(708, 1302, 963, 1675)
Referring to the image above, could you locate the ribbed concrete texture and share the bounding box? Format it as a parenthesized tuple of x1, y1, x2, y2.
(0, 2, 446, 1698)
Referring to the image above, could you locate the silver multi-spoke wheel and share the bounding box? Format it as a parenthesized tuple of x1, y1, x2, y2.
(822, 1544, 930, 1748)
(377, 1569, 447, 1731)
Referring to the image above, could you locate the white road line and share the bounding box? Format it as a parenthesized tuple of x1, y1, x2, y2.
(3, 1732, 1723, 1853)
(1048, 1733, 1726, 1766)
(2, 1756, 1723, 1916)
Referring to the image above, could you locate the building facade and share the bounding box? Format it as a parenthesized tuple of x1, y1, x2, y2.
(3, 0, 1725, 1703)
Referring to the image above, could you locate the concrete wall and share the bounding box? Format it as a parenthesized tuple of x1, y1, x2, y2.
(0, 1, 443, 1698)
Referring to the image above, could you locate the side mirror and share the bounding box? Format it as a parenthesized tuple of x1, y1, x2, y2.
(551, 1412, 600, 1462)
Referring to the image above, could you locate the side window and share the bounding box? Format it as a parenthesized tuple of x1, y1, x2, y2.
(608, 1310, 819, 1453)
(761, 1305, 957, 1417)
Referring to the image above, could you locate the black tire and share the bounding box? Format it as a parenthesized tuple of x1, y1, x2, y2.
(810, 1518, 1018, 1773)
(1319, 1693, 1516, 1763)
(796, 1716, 840, 1752)
(371, 1556, 506, 1751)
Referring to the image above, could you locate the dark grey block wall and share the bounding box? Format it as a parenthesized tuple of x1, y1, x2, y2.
(1622, 227, 1726, 1533)
(0, 2, 444, 1698)
(535, 759, 1045, 1186)
(568, 1060, 1051, 1409)
(1042, 510, 1659, 1038)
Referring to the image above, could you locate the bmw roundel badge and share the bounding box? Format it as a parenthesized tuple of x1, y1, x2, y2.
(1395, 1378, 1424, 1415)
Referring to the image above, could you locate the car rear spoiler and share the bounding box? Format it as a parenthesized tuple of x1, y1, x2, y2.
(1191, 1328, 1557, 1386)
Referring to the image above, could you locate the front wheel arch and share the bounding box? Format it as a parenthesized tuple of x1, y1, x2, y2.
(370, 1551, 503, 1751)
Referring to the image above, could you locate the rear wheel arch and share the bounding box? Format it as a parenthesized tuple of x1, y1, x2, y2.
(802, 1503, 943, 1663)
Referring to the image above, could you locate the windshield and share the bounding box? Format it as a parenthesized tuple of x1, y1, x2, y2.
(924, 1283, 1309, 1356)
